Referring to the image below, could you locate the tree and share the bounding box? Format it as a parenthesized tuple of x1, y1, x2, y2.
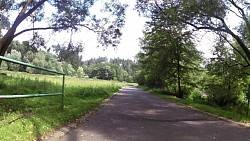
(5, 49, 21, 71)
(136, 0, 250, 68)
(109, 58, 138, 82)
(82, 57, 138, 82)
(30, 51, 46, 74)
(89, 64, 114, 80)
(0, 0, 127, 57)
(53, 42, 83, 69)
(28, 32, 46, 52)
(61, 61, 75, 76)
(204, 41, 246, 107)
(137, 10, 202, 97)
(76, 66, 84, 78)
(54, 61, 63, 73)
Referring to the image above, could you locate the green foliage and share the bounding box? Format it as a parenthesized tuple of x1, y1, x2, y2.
(89, 64, 114, 80)
(0, 71, 127, 141)
(62, 62, 75, 76)
(23, 51, 35, 63)
(188, 88, 203, 102)
(83, 57, 138, 82)
(136, 0, 250, 108)
(1, 0, 128, 50)
(203, 41, 248, 107)
(53, 43, 83, 70)
(137, 15, 203, 96)
(76, 66, 84, 78)
(136, 0, 250, 119)
(149, 90, 250, 123)
(5, 50, 21, 71)
(136, 0, 250, 72)
(0, 0, 13, 36)
(3, 40, 138, 83)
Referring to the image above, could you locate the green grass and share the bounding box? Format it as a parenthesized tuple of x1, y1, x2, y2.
(148, 89, 250, 124)
(0, 71, 127, 141)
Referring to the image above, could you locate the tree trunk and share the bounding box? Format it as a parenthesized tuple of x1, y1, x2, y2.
(0, 27, 16, 65)
(176, 37, 183, 98)
(0, 28, 16, 56)
(0, 0, 42, 57)
(177, 54, 182, 98)
(0, 10, 29, 59)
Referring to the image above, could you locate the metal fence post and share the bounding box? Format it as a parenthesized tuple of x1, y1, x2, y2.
(0, 56, 66, 108)
(62, 74, 65, 109)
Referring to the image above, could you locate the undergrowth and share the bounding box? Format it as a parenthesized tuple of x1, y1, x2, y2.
(0, 71, 127, 141)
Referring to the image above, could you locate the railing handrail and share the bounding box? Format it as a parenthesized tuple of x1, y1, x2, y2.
(0, 56, 65, 75)
(0, 56, 65, 108)
(0, 93, 62, 99)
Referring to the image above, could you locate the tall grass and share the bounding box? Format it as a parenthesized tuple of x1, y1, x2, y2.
(148, 88, 250, 124)
(0, 71, 127, 141)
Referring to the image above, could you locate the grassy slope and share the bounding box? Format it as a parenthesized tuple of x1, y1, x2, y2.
(0, 71, 128, 141)
(148, 89, 250, 125)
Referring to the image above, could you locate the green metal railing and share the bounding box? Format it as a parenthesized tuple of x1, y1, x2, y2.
(0, 56, 65, 108)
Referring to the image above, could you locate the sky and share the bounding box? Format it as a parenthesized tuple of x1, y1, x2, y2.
(194, 8, 242, 59)
(10, 0, 243, 61)
(13, 0, 146, 61)
(79, 1, 146, 60)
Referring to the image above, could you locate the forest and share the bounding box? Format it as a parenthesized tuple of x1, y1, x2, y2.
(1, 0, 250, 140)
(135, 0, 250, 115)
(2, 39, 138, 82)
(0, 0, 250, 124)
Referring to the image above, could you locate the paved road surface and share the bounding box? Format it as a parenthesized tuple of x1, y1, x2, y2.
(59, 86, 250, 141)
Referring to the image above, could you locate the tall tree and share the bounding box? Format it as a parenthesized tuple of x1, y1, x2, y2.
(53, 42, 83, 69)
(136, 0, 250, 68)
(204, 41, 246, 107)
(138, 29, 202, 97)
(0, 0, 127, 57)
(89, 63, 114, 80)
(137, 7, 202, 97)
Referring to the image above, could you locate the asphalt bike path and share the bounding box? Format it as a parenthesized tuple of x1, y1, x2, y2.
(59, 86, 250, 141)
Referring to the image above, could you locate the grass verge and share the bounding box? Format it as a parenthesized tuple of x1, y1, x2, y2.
(147, 89, 250, 124)
(0, 71, 127, 141)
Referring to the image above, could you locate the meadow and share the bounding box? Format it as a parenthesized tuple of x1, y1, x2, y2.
(0, 71, 128, 141)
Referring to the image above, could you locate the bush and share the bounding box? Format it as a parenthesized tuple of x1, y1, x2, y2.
(189, 88, 204, 102)
(206, 85, 240, 107)
(76, 66, 84, 78)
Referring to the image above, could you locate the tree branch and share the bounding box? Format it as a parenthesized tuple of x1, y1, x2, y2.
(154, 1, 170, 18)
(14, 24, 101, 38)
(220, 34, 250, 65)
(229, 0, 250, 35)
(14, 26, 70, 38)
(226, 28, 250, 62)
(185, 18, 250, 63)
(24, 0, 47, 19)
(20, 0, 32, 14)
(78, 24, 102, 32)
(229, 0, 245, 16)
(13, 0, 47, 28)
(225, 7, 243, 19)
(228, 63, 244, 68)
(153, 0, 250, 64)
(183, 21, 227, 32)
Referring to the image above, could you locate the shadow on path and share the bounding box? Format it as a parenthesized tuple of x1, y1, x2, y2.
(59, 86, 250, 141)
